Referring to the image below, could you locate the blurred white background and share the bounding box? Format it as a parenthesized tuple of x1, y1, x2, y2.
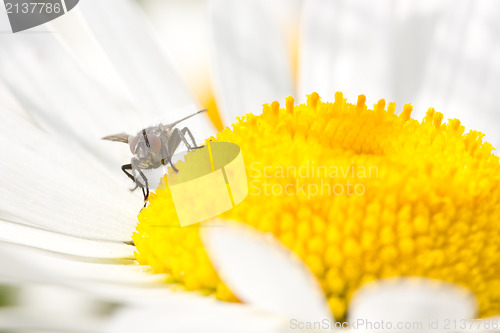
(139, 0, 500, 147)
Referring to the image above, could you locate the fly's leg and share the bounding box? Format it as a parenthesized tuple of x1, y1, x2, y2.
(160, 155, 178, 173)
(161, 128, 203, 174)
(122, 164, 138, 191)
(141, 187, 148, 204)
(131, 158, 150, 204)
(171, 128, 203, 152)
(165, 130, 183, 173)
(168, 158, 179, 173)
(137, 168, 149, 206)
(161, 158, 178, 173)
(158, 136, 178, 173)
(179, 127, 198, 149)
(179, 127, 204, 150)
(122, 164, 135, 181)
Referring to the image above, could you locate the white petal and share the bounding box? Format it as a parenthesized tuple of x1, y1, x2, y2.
(416, 0, 480, 111)
(48, 11, 130, 99)
(0, 242, 202, 309)
(0, 220, 134, 259)
(388, 0, 451, 106)
(0, 307, 105, 333)
(81, 282, 219, 307)
(74, 0, 191, 111)
(139, 0, 214, 112)
(417, 0, 500, 147)
(17, 284, 103, 314)
(72, 0, 214, 141)
(349, 277, 477, 333)
(105, 304, 286, 333)
(208, 0, 294, 123)
(299, 0, 396, 105)
(299, 0, 450, 107)
(0, 239, 286, 332)
(0, 17, 141, 170)
(0, 81, 29, 122)
(0, 242, 165, 286)
(0, 111, 139, 241)
(0, 242, 263, 317)
(202, 221, 332, 322)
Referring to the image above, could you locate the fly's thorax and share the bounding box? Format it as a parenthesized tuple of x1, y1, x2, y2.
(135, 154, 163, 169)
(130, 159, 168, 190)
(159, 127, 174, 149)
(128, 121, 200, 189)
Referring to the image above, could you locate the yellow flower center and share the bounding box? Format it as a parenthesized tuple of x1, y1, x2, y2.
(133, 92, 500, 320)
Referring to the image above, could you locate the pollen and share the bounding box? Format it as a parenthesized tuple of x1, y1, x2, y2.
(133, 93, 500, 320)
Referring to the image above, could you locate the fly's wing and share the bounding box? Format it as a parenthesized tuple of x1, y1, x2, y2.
(103, 108, 208, 153)
(164, 109, 208, 130)
(102, 132, 130, 143)
(137, 106, 211, 144)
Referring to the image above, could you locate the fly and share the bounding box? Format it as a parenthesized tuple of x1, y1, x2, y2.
(103, 109, 207, 203)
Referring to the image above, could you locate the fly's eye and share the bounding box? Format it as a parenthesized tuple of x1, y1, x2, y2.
(146, 134, 161, 153)
(129, 135, 140, 154)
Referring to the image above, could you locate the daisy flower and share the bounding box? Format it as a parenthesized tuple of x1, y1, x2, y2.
(0, 0, 499, 331)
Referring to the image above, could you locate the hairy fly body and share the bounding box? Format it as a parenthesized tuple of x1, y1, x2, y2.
(103, 109, 207, 203)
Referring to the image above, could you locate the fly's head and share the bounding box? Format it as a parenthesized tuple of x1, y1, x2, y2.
(129, 127, 164, 168)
